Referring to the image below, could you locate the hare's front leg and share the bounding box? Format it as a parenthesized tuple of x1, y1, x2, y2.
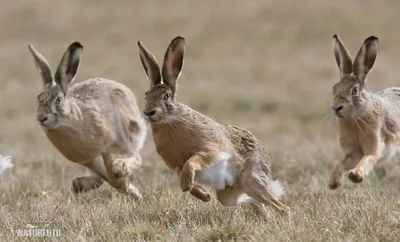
(348, 132, 383, 183)
(175, 166, 211, 202)
(102, 153, 142, 200)
(329, 153, 359, 189)
(180, 154, 206, 192)
(348, 155, 378, 183)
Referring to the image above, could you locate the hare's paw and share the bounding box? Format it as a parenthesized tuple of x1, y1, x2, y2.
(72, 176, 103, 193)
(113, 156, 141, 179)
(279, 205, 291, 217)
(328, 174, 341, 190)
(328, 165, 343, 190)
(125, 183, 142, 200)
(198, 192, 211, 202)
(190, 186, 211, 202)
(348, 169, 364, 183)
(329, 181, 341, 190)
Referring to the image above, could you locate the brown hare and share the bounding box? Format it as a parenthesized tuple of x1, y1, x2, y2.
(29, 42, 146, 199)
(137, 36, 289, 215)
(329, 34, 400, 189)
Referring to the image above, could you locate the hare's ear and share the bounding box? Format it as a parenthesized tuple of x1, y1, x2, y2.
(137, 41, 161, 87)
(161, 36, 185, 97)
(353, 36, 378, 86)
(28, 45, 54, 86)
(332, 34, 353, 77)
(54, 42, 83, 94)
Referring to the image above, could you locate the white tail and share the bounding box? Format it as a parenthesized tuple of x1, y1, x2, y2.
(268, 179, 284, 200)
(0, 155, 13, 174)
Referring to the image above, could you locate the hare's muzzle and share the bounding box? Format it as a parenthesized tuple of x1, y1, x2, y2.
(37, 115, 49, 126)
(331, 105, 344, 117)
(143, 109, 156, 118)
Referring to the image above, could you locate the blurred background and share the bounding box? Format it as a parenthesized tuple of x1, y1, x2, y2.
(0, 0, 399, 240)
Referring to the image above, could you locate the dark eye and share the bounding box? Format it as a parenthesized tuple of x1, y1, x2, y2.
(164, 93, 171, 100)
(352, 87, 359, 95)
(55, 97, 62, 105)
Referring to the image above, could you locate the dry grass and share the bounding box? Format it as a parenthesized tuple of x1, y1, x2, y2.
(0, 0, 399, 241)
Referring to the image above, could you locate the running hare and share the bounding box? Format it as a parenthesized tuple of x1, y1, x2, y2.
(29, 42, 146, 199)
(137, 36, 289, 215)
(329, 34, 400, 189)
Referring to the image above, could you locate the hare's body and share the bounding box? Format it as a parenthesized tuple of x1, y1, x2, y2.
(339, 88, 400, 164)
(329, 35, 400, 189)
(45, 78, 146, 163)
(138, 37, 289, 215)
(151, 104, 242, 190)
(29, 43, 146, 199)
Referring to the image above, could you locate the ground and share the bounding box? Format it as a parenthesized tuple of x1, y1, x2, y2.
(0, 0, 399, 241)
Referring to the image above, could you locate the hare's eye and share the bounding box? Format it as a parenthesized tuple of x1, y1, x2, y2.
(352, 87, 359, 95)
(164, 93, 170, 100)
(55, 97, 62, 105)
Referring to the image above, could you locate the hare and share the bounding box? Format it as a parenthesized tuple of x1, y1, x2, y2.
(28, 42, 146, 199)
(329, 34, 400, 189)
(137, 36, 289, 215)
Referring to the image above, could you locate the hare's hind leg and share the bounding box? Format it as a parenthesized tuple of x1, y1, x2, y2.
(102, 153, 142, 200)
(72, 175, 104, 193)
(216, 186, 249, 206)
(240, 175, 289, 215)
(72, 158, 106, 193)
(239, 155, 289, 215)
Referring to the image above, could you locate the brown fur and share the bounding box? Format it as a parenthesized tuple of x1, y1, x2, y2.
(29, 42, 146, 199)
(137, 36, 289, 215)
(329, 34, 400, 189)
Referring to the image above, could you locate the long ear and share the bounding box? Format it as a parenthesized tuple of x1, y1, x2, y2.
(161, 36, 185, 97)
(352, 36, 378, 86)
(332, 34, 353, 77)
(28, 45, 54, 86)
(137, 41, 161, 87)
(54, 42, 83, 94)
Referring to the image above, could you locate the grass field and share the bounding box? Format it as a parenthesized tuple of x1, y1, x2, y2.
(0, 0, 399, 241)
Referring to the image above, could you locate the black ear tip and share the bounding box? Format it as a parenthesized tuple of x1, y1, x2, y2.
(174, 36, 185, 42)
(333, 34, 338, 38)
(137, 40, 143, 47)
(70, 42, 83, 49)
(368, 36, 378, 41)
(364, 36, 379, 44)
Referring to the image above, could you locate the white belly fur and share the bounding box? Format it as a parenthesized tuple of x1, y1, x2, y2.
(194, 152, 235, 190)
(377, 140, 398, 163)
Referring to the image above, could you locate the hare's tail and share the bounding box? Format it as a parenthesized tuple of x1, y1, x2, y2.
(268, 179, 284, 201)
(0, 155, 13, 174)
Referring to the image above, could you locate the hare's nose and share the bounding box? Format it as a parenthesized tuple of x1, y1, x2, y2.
(37, 115, 48, 125)
(143, 109, 156, 117)
(39, 116, 48, 124)
(332, 106, 343, 113)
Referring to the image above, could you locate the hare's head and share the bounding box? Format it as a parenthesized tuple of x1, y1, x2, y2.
(137, 37, 185, 123)
(331, 34, 378, 119)
(29, 42, 83, 128)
